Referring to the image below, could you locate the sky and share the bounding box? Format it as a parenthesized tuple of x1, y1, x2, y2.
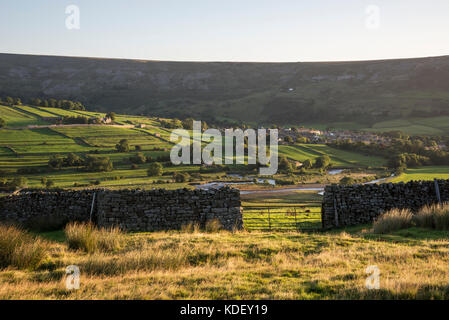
(1, 0, 449, 62)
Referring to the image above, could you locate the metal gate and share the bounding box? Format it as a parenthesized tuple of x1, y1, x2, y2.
(242, 204, 322, 231)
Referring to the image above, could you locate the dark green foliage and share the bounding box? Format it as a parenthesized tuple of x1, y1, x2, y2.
(314, 155, 331, 169)
(115, 139, 130, 153)
(129, 152, 146, 164)
(147, 162, 163, 176)
(84, 156, 114, 172)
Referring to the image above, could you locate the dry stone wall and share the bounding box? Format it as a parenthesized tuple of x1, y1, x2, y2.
(322, 180, 449, 229)
(0, 187, 243, 231)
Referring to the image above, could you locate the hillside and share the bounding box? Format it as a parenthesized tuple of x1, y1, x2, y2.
(2, 53, 449, 128)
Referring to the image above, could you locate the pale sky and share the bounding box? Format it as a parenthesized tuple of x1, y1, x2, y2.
(1, 0, 449, 62)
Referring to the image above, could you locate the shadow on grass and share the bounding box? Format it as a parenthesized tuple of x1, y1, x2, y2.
(35, 230, 66, 243)
(336, 283, 449, 300)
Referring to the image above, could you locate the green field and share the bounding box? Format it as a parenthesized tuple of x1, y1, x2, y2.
(0, 105, 49, 127)
(279, 144, 386, 168)
(392, 166, 449, 183)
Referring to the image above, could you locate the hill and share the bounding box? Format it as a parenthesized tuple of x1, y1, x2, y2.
(2, 53, 449, 128)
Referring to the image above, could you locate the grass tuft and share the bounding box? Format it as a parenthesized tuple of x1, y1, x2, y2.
(373, 208, 413, 234)
(0, 224, 49, 270)
(64, 222, 125, 253)
(205, 219, 222, 233)
(414, 203, 449, 230)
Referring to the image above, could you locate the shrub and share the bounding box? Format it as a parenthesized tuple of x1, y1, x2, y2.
(115, 139, 129, 153)
(147, 162, 163, 176)
(205, 219, 222, 233)
(84, 156, 113, 172)
(339, 176, 355, 185)
(65, 222, 125, 253)
(173, 172, 189, 183)
(129, 152, 146, 164)
(0, 225, 49, 270)
(181, 222, 201, 233)
(414, 203, 449, 230)
(373, 208, 413, 234)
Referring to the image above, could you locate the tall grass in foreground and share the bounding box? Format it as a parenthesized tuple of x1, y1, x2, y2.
(373, 208, 413, 234)
(414, 203, 449, 230)
(0, 224, 49, 270)
(65, 222, 125, 253)
(373, 203, 449, 234)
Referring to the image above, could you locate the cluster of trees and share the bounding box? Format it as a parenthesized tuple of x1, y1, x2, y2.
(48, 153, 113, 172)
(58, 115, 103, 125)
(147, 162, 163, 176)
(160, 118, 208, 131)
(0, 96, 22, 105)
(0, 117, 5, 128)
(330, 135, 449, 170)
(0, 176, 27, 191)
(30, 98, 85, 110)
(278, 155, 331, 173)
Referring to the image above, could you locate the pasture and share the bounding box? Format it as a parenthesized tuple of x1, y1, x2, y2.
(1, 225, 449, 299)
(279, 144, 386, 168)
(392, 166, 449, 183)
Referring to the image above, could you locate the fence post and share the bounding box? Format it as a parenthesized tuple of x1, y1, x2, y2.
(333, 198, 339, 228)
(434, 179, 442, 205)
(268, 208, 271, 231)
(90, 192, 96, 222)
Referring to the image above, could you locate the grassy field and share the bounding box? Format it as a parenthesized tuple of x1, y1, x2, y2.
(1, 226, 449, 299)
(0, 105, 393, 190)
(392, 166, 449, 183)
(279, 144, 386, 168)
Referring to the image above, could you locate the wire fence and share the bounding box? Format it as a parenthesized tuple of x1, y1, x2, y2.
(242, 205, 322, 231)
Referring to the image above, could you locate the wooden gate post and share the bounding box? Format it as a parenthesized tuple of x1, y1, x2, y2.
(333, 198, 339, 228)
(434, 179, 442, 205)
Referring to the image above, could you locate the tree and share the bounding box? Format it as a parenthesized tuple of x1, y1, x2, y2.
(40, 177, 48, 186)
(0, 117, 6, 128)
(46, 180, 55, 188)
(339, 176, 355, 185)
(129, 152, 146, 164)
(11, 176, 27, 189)
(303, 159, 313, 169)
(31, 98, 42, 106)
(135, 145, 142, 151)
(115, 139, 130, 153)
(284, 136, 293, 144)
(106, 112, 116, 121)
(182, 118, 194, 130)
(173, 172, 189, 183)
(279, 156, 293, 172)
(48, 155, 64, 169)
(14, 98, 22, 105)
(5, 97, 13, 105)
(64, 153, 84, 167)
(147, 162, 163, 177)
(296, 136, 310, 144)
(84, 156, 114, 172)
(314, 155, 331, 169)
